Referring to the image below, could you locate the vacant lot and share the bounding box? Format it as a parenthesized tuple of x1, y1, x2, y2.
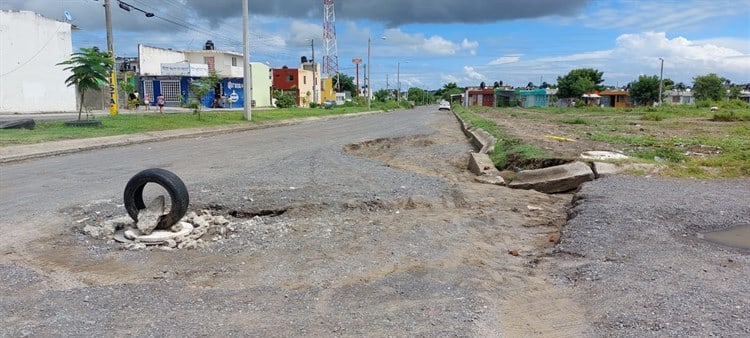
(465, 105, 750, 178)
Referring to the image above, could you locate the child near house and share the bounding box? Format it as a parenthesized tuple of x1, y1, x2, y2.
(157, 94, 165, 113)
(144, 93, 150, 111)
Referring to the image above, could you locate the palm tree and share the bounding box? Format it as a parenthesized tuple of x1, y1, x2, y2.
(57, 48, 113, 120)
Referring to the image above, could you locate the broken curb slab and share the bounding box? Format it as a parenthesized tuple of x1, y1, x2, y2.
(475, 175, 506, 186)
(468, 152, 501, 176)
(509, 161, 595, 193)
(591, 162, 621, 178)
(580, 150, 630, 161)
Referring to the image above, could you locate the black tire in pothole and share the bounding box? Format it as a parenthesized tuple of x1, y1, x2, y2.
(124, 168, 190, 230)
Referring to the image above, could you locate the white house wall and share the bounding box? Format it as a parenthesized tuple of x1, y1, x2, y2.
(249, 62, 271, 107)
(184, 51, 244, 77)
(138, 44, 185, 76)
(0, 11, 76, 113)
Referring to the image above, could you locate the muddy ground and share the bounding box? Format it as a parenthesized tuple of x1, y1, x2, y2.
(1, 108, 748, 337)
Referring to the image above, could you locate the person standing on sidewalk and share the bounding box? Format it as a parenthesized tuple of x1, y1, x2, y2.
(144, 93, 151, 111)
(157, 94, 165, 113)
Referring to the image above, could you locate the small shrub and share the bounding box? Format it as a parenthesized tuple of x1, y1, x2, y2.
(309, 102, 319, 108)
(695, 99, 716, 108)
(711, 111, 750, 122)
(642, 112, 665, 121)
(562, 117, 591, 125)
(275, 93, 295, 108)
(720, 99, 750, 109)
(633, 147, 685, 162)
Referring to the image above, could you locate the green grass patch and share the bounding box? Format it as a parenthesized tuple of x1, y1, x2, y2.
(631, 146, 686, 162)
(588, 132, 657, 146)
(0, 106, 371, 146)
(561, 117, 593, 125)
(642, 111, 666, 121)
(457, 106, 548, 169)
(712, 110, 750, 122)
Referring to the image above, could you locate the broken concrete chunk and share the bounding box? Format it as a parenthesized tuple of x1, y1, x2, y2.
(509, 161, 595, 193)
(591, 162, 621, 178)
(475, 175, 506, 186)
(468, 152, 501, 176)
(137, 195, 166, 235)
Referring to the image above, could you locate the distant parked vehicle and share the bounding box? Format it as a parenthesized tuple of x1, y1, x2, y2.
(323, 100, 337, 109)
(438, 101, 451, 111)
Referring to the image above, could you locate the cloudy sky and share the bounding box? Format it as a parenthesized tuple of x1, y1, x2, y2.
(2, 0, 749, 90)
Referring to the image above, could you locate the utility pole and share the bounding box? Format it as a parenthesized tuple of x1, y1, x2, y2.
(243, 0, 251, 120)
(658, 57, 664, 106)
(311, 39, 317, 105)
(397, 62, 401, 102)
(366, 36, 371, 109)
(104, 0, 118, 115)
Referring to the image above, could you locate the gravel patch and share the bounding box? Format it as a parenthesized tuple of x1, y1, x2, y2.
(554, 176, 750, 337)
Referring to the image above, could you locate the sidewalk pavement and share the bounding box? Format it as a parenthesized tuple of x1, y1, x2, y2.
(0, 123, 266, 164)
(0, 109, 386, 164)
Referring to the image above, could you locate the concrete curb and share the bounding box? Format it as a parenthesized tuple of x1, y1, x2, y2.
(0, 110, 386, 164)
(452, 110, 497, 154)
(451, 109, 506, 186)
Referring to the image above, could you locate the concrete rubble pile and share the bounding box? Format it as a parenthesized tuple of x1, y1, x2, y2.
(83, 209, 246, 251)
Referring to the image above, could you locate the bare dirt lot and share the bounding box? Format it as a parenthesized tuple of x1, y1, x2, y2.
(1, 108, 748, 337)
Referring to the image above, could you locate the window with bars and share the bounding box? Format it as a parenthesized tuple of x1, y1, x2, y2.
(142, 81, 154, 102)
(160, 80, 181, 102)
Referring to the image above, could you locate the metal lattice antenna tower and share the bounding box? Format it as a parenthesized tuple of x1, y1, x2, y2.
(323, 0, 339, 78)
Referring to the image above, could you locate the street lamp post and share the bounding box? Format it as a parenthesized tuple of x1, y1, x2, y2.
(658, 57, 664, 106)
(397, 61, 409, 103)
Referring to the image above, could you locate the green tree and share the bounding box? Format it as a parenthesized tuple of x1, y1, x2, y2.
(118, 79, 137, 108)
(332, 73, 357, 94)
(407, 87, 429, 104)
(692, 73, 726, 101)
(628, 75, 661, 106)
(57, 47, 113, 120)
(556, 68, 604, 98)
(435, 82, 465, 101)
(662, 78, 674, 91)
(273, 89, 295, 108)
(728, 86, 741, 100)
(373, 89, 390, 102)
(189, 71, 220, 119)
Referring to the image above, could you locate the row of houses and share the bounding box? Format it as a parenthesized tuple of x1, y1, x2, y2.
(463, 85, 750, 109)
(0, 10, 343, 114)
(135, 43, 340, 110)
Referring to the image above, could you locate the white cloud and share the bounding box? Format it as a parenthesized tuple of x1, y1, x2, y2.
(489, 54, 522, 65)
(583, 0, 742, 32)
(288, 20, 323, 45)
(463, 66, 485, 81)
(614, 32, 749, 80)
(441, 74, 461, 84)
(380, 28, 477, 56)
(536, 50, 613, 63)
(423, 35, 460, 55)
(469, 31, 750, 88)
(461, 38, 479, 55)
